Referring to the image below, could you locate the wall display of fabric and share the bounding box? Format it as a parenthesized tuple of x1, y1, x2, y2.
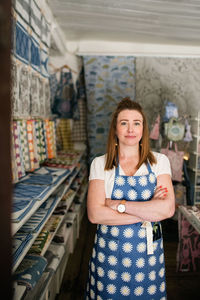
(83, 56, 136, 161)
(56, 119, 74, 151)
(52, 71, 78, 119)
(177, 213, 200, 272)
(13, 254, 47, 290)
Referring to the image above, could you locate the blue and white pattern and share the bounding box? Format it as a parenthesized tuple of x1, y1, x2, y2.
(86, 162, 167, 299)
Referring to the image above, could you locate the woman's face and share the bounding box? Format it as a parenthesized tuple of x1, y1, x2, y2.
(116, 109, 143, 147)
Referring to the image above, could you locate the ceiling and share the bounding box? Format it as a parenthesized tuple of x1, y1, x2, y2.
(47, 0, 200, 55)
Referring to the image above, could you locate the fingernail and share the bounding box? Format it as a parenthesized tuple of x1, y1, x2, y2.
(164, 194, 167, 197)
(159, 185, 162, 188)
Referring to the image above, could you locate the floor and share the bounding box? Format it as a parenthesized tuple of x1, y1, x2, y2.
(56, 213, 200, 300)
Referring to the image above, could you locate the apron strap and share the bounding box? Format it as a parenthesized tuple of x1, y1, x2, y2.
(141, 221, 154, 255)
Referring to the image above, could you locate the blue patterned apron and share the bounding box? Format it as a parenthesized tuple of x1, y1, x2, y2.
(86, 162, 167, 300)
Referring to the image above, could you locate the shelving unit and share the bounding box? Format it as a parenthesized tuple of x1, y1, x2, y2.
(12, 148, 88, 300)
(188, 111, 200, 204)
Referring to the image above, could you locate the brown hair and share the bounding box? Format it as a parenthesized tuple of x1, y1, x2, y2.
(105, 97, 156, 170)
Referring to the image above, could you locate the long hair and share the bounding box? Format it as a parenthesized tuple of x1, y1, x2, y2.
(105, 97, 156, 170)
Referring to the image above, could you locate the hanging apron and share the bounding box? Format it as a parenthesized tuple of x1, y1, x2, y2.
(86, 163, 167, 300)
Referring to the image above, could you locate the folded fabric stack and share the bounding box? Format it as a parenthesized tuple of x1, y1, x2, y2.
(12, 232, 33, 266)
(19, 195, 58, 233)
(13, 254, 47, 290)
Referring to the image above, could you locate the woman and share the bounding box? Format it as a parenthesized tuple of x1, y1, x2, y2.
(86, 97, 175, 300)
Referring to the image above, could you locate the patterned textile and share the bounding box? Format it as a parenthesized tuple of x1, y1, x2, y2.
(11, 56, 20, 117)
(12, 121, 25, 179)
(49, 120, 57, 157)
(18, 120, 31, 171)
(15, 19, 29, 64)
(38, 77, 45, 116)
(52, 71, 78, 119)
(13, 254, 47, 290)
(31, 120, 40, 169)
(49, 73, 58, 110)
(30, 71, 39, 116)
(86, 163, 166, 299)
(19, 64, 31, 117)
(177, 213, 200, 272)
(83, 56, 136, 161)
(44, 80, 51, 117)
(44, 119, 54, 158)
(35, 120, 46, 163)
(11, 132, 20, 183)
(30, 33, 41, 73)
(41, 47, 49, 78)
(26, 120, 36, 171)
(56, 119, 74, 151)
(72, 99, 87, 142)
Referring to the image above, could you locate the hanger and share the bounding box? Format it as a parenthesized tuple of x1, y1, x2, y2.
(49, 62, 77, 74)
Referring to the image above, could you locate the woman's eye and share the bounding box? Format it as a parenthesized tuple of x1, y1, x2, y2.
(121, 121, 127, 125)
(134, 122, 141, 126)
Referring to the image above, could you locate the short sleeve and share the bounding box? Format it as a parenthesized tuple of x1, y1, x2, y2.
(89, 155, 105, 180)
(154, 153, 172, 177)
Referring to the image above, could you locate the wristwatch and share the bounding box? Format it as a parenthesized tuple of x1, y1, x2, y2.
(117, 200, 126, 213)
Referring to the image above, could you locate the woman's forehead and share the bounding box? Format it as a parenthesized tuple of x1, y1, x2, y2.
(117, 109, 143, 120)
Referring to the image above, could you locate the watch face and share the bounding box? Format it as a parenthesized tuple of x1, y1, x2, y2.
(118, 204, 125, 213)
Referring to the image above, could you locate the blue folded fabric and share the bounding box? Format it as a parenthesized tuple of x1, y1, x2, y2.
(13, 183, 51, 201)
(12, 199, 37, 222)
(12, 232, 33, 266)
(19, 195, 58, 233)
(13, 254, 47, 290)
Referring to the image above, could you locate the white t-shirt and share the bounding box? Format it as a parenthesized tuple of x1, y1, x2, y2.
(89, 152, 171, 198)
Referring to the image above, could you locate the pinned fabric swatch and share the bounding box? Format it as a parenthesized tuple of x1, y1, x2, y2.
(35, 120, 46, 163)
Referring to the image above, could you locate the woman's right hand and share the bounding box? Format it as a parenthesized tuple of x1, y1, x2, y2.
(153, 185, 168, 200)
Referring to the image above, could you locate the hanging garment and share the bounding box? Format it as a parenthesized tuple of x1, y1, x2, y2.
(150, 114, 160, 140)
(86, 163, 166, 300)
(52, 71, 77, 119)
(183, 119, 193, 142)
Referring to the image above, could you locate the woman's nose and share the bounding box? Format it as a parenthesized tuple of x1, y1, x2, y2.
(128, 125, 133, 132)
